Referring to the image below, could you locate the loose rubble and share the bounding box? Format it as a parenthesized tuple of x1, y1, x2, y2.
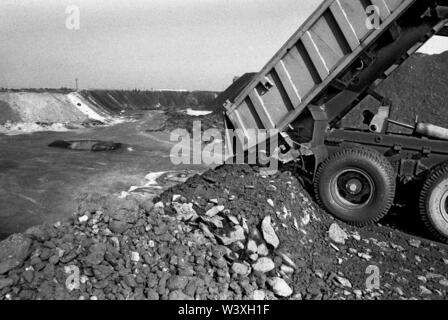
(329, 223, 349, 245)
(0, 164, 447, 300)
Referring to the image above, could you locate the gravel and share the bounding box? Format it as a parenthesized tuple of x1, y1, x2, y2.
(0, 164, 447, 300)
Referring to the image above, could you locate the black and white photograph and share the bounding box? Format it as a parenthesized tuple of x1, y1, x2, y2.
(1, 0, 448, 310)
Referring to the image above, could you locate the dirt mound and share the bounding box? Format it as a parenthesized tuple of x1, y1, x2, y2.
(0, 92, 88, 124)
(0, 89, 219, 135)
(0, 91, 117, 127)
(344, 52, 448, 130)
(0, 164, 447, 300)
(80, 90, 219, 115)
(161, 110, 224, 135)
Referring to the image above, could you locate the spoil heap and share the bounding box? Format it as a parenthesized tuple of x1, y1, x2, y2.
(0, 165, 447, 300)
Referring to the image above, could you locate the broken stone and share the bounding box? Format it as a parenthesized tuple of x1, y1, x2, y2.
(391, 243, 405, 251)
(409, 239, 422, 248)
(439, 279, 448, 287)
(242, 218, 249, 234)
(84, 244, 106, 266)
(234, 241, 245, 250)
(172, 203, 197, 221)
(203, 216, 224, 229)
(249, 254, 259, 261)
(395, 287, 404, 296)
(420, 286, 432, 295)
(22, 269, 34, 283)
(199, 223, 216, 243)
(93, 264, 114, 280)
(252, 258, 275, 273)
(78, 215, 89, 223)
(426, 273, 443, 280)
(335, 276, 352, 288)
(358, 253, 372, 261)
(247, 240, 258, 254)
(277, 252, 297, 269)
(0, 278, 14, 290)
(268, 277, 293, 297)
(131, 252, 140, 262)
(147, 290, 160, 300)
(169, 290, 192, 300)
(261, 216, 279, 249)
(280, 265, 294, 274)
(153, 201, 165, 215)
(253, 290, 266, 300)
(167, 276, 189, 291)
(140, 199, 154, 212)
(351, 232, 361, 241)
(48, 255, 59, 265)
(80, 275, 89, 284)
(218, 226, 245, 246)
(231, 263, 250, 276)
(328, 223, 349, 245)
(0, 234, 32, 274)
(228, 216, 240, 225)
(301, 213, 310, 226)
(417, 276, 427, 283)
(315, 270, 324, 279)
(257, 243, 269, 257)
(352, 290, 362, 299)
(205, 205, 225, 218)
(109, 220, 130, 234)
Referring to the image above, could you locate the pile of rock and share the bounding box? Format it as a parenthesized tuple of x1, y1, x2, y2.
(0, 164, 325, 300)
(0, 195, 302, 299)
(169, 197, 297, 299)
(1, 164, 447, 300)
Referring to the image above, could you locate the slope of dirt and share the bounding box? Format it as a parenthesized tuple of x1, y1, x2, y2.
(161, 110, 224, 135)
(0, 90, 219, 135)
(0, 164, 447, 300)
(80, 90, 219, 115)
(343, 52, 448, 130)
(0, 92, 89, 124)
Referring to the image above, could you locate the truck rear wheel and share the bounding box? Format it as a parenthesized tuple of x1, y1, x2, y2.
(419, 163, 448, 242)
(314, 148, 396, 226)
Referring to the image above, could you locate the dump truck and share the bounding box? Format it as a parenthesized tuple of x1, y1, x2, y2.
(219, 0, 448, 242)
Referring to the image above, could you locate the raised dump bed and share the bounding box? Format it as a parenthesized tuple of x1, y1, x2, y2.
(224, 0, 427, 149)
(220, 0, 448, 242)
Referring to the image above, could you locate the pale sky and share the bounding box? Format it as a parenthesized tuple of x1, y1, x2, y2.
(0, 0, 447, 91)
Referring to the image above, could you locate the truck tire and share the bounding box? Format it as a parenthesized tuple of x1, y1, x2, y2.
(419, 163, 448, 242)
(314, 148, 396, 226)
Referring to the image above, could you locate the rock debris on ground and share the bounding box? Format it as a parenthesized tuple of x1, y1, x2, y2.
(0, 164, 447, 300)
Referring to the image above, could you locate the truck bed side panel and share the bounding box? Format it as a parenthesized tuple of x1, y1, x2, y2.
(225, 0, 411, 146)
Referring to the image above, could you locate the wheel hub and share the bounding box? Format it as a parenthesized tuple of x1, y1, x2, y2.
(331, 168, 375, 209)
(346, 179, 363, 195)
